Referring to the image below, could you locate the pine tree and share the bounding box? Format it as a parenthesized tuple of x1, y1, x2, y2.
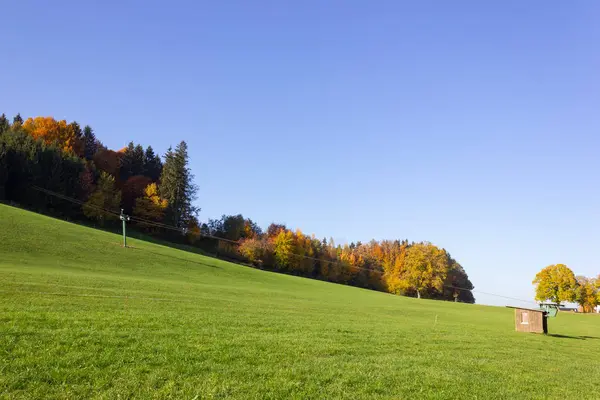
(159, 141, 198, 228)
(82, 125, 98, 160)
(0, 114, 10, 135)
(143, 146, 162, 181)
(119, 142, 136, 181)
(12, 113, 23, 129)
(120, 142, 147, 181)
(133, 144, 145, 175)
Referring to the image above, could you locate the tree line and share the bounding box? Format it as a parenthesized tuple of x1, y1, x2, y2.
(0, 113, 475, 303)
(533, 264, 600, 313)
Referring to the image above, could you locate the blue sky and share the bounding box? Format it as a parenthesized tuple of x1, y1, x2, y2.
(2, 1, 599, 306)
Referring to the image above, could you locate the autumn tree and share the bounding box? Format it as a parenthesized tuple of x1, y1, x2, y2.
(133, 183, 168, 229)
(22, 116, 84, 156)
(93, 148, 121, 177)
(239, 237, 274, 266)
(273, 229, 294, 269)
(398, 242, 448, 299)
(384, 250, 407, 294)
(575, 276, 599, 313)
(83, 172, 121, 225)
(294, 230, 317, 276)
(159, 141, 198, 228)
(532, 264, 577, 304)
(122, 175, 152, 214)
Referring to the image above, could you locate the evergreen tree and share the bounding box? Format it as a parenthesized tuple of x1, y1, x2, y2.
(133, 144, 145, 175)
(0, 113, 10, 135)
(143, 146, 162, 181)
(120, 142, 146, 181)
(82, 125, 98, 160)
(159, 141, 198, 228)
(12, 113, 23, 129)
(83, 172, 121, 226)
(69, 121, 83, 140)
(119, 142, 136, 181)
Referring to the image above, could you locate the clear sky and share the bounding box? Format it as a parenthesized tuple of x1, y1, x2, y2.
(2, 1, 599, 306)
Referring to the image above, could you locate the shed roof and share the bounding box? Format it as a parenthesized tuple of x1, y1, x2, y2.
(505, 306, 545, 313)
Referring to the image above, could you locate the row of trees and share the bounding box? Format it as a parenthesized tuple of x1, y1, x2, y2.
(0, 112, 475, 303)
(533, 264, 600, 312)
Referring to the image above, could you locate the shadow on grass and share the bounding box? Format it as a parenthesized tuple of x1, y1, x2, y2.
(128, 246, 222, 270)
(549, 334, 600, 340)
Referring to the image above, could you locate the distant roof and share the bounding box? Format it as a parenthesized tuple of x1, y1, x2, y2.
(505, 306, 544, 313)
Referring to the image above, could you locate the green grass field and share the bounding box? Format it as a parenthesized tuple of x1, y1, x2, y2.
(1, 204, 599, 399)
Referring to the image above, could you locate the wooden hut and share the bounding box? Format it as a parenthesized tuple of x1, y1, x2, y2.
(506, 306, 547, 334)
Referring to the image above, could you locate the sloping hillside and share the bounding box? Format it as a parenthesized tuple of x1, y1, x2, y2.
(1, 204, 599, 399)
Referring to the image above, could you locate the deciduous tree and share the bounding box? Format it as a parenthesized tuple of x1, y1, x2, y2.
(93, 148, 121, 177)
(273, 229, 294, 269)
(239, 237, 273, 266)
(532, 264, 577, 304)
(122, 175, 152, 214)
(575, 276, 599, 313)
(22, 116, 84, 156)
(133, 183, 168, 230)
(401, 242, 448, 299)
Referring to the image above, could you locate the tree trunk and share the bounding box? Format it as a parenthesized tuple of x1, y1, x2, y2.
(417, 290, 421, 299)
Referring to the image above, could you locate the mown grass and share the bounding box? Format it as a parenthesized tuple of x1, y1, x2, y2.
(1, 204, 599, 399)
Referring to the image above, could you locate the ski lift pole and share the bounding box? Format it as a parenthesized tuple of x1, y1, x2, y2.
(120, 209, 130, 247)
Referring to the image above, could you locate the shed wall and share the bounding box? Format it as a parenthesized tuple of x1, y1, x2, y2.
(514, 309, 546, 333)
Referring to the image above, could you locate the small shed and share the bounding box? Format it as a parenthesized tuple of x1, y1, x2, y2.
(506, 306, 547, 334)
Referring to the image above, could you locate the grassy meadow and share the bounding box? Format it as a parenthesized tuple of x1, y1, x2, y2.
(1, 204, 599, 399)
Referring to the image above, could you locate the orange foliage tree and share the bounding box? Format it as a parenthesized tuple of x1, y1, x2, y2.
(22, 117, 83, 156)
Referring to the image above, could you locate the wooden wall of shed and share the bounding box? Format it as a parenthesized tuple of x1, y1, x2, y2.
(514, 309, 546, 334)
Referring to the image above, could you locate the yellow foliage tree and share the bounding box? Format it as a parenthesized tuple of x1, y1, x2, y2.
(575, 276, 599, 313)
(532, 264, 577, 304)
(22, 116, 83, 156)
(273, 230, 294, 269)
(293, 229, 316, 275)
(385, 249, 407, 294)
(133, 183, 168, 229)
(400, 243, 448, 299)
(239, 237, 273, 266)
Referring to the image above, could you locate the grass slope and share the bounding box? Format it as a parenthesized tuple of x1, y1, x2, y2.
(1, 204, 599, 399)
